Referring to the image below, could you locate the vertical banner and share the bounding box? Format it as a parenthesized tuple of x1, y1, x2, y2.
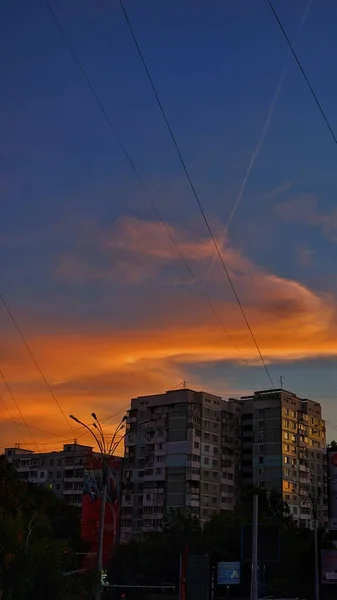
(327, 449, 337, 530)
(81, 455, 123, 570)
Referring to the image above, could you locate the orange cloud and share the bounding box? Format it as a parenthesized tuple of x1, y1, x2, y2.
(2, 216, 337, 451)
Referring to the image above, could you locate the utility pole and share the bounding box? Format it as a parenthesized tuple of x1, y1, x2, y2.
(313, 498, 320, 600)
(250, 494, 259, 600)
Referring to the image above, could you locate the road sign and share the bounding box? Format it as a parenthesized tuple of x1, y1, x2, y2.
(217, 562, 240, 585)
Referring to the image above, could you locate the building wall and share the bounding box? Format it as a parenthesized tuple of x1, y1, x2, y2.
(240, 389, 327, 528)
(120, 388, 242, 543)
(5, 442, 94, 506)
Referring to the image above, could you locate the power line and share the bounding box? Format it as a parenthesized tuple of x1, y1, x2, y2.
(267, 0, 337, 146)
(0, 368, 40, 450)
(0, 393, 27, 445)
(0, 293, 75, 434)
(44, 0, 259, 383)
(118, 0, 274, 389)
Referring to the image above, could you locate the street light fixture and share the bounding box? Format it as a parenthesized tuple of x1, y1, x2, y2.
(69, 412, 127, 600)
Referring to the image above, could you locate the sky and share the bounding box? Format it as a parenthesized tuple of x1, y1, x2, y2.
(1, 0, 337, 452)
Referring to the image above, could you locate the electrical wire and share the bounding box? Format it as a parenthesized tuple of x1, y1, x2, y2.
(44, 0, 259, 383)
(204, 0, 313, 281)
(118, 0, 275, 389)
(267, 0, 337, 146)
(0, 293, 75, 434)
(0, 393, 28, 445)
(0, 368, 40, 449)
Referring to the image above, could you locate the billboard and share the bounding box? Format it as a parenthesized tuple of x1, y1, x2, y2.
(321, 549, 337, 584)
(327, 449, 337, 530)
(81, 455, 123, 570)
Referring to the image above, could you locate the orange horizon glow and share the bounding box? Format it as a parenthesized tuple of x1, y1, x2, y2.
(1, 217, 337, 451)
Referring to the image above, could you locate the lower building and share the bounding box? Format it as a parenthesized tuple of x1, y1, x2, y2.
(120, 388, 242, 543)
(5, 442, 94, 505)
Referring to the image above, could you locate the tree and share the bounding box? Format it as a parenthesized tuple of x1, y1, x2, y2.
(0, 455, 92, 600)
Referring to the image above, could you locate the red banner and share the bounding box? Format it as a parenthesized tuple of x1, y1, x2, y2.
(81, 456, 123, 570)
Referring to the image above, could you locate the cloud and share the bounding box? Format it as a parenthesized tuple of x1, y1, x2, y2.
(55, 216, 251, 285)
(2, 215, 337, 451)
(275, 195, 337, 242)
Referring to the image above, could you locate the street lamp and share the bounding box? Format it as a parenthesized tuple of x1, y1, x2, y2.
(69, 413, 127, 600)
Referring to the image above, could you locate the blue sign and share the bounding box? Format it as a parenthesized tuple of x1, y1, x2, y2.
(217, 561, 240, 585)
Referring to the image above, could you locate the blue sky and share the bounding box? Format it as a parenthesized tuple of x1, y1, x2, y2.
(1, 0, 337, 449)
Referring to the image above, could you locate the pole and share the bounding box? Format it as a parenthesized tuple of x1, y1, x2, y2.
(95, 473, 107, 600)
(314, 512, 320, 600)
(250, 494, 258, 600)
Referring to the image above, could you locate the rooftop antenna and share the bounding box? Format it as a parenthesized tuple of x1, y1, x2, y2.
(183, 380, 186, 389)
(280, 376, 284, 390)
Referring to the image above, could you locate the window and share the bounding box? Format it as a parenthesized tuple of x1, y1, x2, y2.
(57, 459, 62, 466)
(284, 432, 289, 440)
(40, 472, 45, 478)
(194, 441, 199, 449)
(284, 457, 290, 464)
(204, 444, 210, 452)
(49, 459, 54, 466)
(156, 468, 162, 474)
(204, 457, 210, 465)
(258, 456, 263, 464)
(56, 483, 61, 490)
(56, 471, 61, 479)
(146, 494, 151, 501)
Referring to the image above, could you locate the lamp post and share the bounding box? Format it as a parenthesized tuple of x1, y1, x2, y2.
(306, 485, 321, 600)
(69, 413, 127, 600)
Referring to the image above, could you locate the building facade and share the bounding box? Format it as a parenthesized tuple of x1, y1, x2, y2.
(240, 388, 327, 528)
(5, 442, 95, 506)
(120, 388, 242, 543)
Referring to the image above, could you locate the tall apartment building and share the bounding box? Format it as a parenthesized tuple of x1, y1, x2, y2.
(4, 442, 95, 506)
(120, 388, 242, 543)
(240, 388, 327, 528)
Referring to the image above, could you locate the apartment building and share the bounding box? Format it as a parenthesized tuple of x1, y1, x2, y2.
(120, 388, 242, 543)
(240, 388, 327, 528)
(5, 442, 95, 506)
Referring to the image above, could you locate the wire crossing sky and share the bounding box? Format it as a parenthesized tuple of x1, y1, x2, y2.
(1, 0, 337, 448)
